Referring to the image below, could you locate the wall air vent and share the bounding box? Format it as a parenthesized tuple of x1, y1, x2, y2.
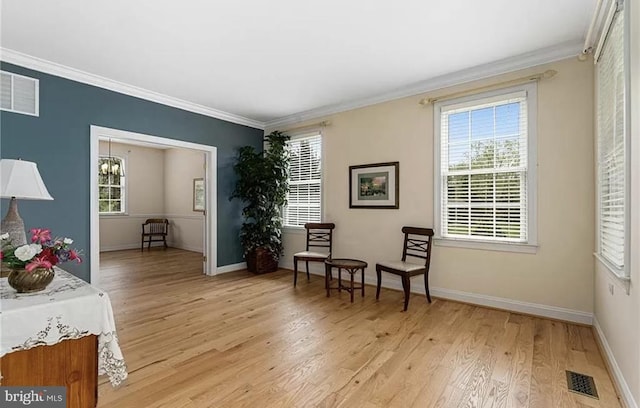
(1, 70, 39, 116)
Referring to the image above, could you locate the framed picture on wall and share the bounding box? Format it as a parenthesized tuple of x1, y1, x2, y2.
(349, 161, 399, 209)
(193, 178, 205, 212)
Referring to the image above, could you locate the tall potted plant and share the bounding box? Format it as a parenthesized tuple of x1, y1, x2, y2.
(231, 131, 290, 274)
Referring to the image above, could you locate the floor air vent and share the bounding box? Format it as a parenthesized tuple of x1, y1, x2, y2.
(566, 370, 598, 399)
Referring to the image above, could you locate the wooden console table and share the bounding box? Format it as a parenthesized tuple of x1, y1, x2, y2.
(0, 268, 127, 408)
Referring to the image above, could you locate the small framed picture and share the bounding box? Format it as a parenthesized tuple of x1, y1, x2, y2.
(193, 178, 205, 212)
(349, 162, 399, 209)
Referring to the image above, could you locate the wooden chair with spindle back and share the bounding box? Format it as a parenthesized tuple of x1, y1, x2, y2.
(141, 219, 169, 252)
(375, 226, 434, 311)
(293, 223, 335, 286)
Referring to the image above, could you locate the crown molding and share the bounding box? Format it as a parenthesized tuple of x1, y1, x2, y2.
(1, 40, 583, 132)
(265, 40, 583, 129)
(0, 48, 265, 130)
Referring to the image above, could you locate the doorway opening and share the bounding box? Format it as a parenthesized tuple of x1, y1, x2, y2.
(89, 125, 217, 285)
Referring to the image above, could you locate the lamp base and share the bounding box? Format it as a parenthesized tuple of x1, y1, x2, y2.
(1, 197, 27, 246)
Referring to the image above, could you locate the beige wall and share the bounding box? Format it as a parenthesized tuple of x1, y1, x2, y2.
(99, 141, 165, 250)
(275, 57, 596, 315)
(164, 148, 205, 252)
(98, 143, 204, 253)
(594, 1, 640, 406)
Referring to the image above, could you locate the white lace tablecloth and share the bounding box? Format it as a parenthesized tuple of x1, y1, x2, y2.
(0, 268, 127, 386)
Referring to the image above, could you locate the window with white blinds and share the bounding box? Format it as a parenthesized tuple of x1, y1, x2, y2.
(596, 6, 627, 273)
(435, 85, 535, 247)
(284, 133, 322, 227)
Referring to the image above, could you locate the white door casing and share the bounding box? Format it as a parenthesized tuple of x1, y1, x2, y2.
(89, 125, 217, 285)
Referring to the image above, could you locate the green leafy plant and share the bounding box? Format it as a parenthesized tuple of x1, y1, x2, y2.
(231, 131, 290, 260)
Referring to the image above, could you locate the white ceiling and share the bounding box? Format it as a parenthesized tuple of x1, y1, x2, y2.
(1, 0, 595, 127)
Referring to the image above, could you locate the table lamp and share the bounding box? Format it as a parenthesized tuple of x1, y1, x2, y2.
(0, 159, 54, 246)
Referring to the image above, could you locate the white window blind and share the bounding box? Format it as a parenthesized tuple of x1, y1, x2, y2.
(438, 90, 530, 243)
(98, 156, 126, 214)
(284, 133, 322, 227)
(596, 7, 626, 270)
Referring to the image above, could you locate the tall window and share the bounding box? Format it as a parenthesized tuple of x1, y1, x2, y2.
(434, 84, 536, 250)
(284, 133, 322, 227)
(98, 156, 126, 214)
(596, 4, 627, 275)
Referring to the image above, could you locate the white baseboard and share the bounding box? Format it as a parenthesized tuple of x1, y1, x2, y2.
(428, 287, 592, 325)
(280, 260, 592, 325)
(100, 242, 201, 252)
(167, 241, 203, 253)
(593, 317, 638, 408)
(216, 262, 247, 274)
(100, 243, 141, 252)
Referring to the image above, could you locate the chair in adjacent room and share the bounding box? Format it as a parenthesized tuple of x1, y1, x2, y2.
(293, 223, 335, 286)
(376, 226, 434, 311)
(141, 218, 169, 251)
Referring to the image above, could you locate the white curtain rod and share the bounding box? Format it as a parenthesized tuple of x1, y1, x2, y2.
(418, 69, 557, 106)
(583, 0, 605, 55)
(593, 0, 620, 63)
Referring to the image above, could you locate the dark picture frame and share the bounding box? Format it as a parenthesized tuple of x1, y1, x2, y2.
(349, 161, 399, 209)
(193, 178, 205, 212)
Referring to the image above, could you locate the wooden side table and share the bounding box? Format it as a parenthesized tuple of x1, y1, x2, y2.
(324, 258, 368, 302)
(0, 336, 98, 408)
(0, 268, 127, 407)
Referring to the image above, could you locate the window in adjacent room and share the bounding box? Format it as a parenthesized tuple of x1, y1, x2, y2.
(98, 156, 126, 214)
(595, 2, 628, 277)
(284, 132, 322, 227)
(434, 83, 537, 252)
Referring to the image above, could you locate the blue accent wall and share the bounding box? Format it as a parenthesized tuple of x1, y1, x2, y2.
(0, 62, 263, 281)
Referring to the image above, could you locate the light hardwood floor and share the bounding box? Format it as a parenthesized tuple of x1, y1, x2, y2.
(97, 248, 621, 408)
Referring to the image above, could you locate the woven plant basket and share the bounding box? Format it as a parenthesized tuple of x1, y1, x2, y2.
(246, 247, 278, 274)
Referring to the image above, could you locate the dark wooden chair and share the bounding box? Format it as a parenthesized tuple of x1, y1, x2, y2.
(376, 226, 434, 311)
(141, 218, 169, 251)
(293, 223, 335, 286)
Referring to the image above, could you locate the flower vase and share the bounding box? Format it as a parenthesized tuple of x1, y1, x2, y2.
(8, 267, 55, 293)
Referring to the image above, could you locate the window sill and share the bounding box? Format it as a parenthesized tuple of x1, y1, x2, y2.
(99, 213, 129, 219)
(594, 253, 631, 294)
(434, 237, 538, 254)
(283, 226, 306, 235)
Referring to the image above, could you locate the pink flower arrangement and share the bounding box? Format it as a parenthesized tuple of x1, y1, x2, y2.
(0, 229, 82, 272)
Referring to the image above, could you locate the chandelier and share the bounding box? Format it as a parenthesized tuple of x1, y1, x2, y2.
(100, 139, 124, 176)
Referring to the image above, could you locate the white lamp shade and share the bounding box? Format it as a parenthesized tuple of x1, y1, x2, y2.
(0, 159, 54, 200)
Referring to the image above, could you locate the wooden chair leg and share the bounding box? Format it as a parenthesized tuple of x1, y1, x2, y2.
(163, 235, 167, 249)
(401, 275, 411, 311)
(148, 238, 151, 251)
(361, 268, 365, 297)
(325, 263, 331, 297)
(141, 236, 144, 252)
(424, 272, 431, 303)
(305, 261, 310, 281)
(376, 266, 382, 300)
(293, 258, 299, 287)
(350, 271, 354, 303)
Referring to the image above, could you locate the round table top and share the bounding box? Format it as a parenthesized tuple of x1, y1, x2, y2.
(324, 258, 368, 268)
